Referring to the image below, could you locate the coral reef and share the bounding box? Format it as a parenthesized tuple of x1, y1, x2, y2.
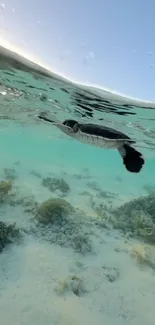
(110, 194, 155, 243)
(9, 193, 38, 214)
(89, 197, 112, 229)
(30, 198, 95, 254)
(0, 180, 12, 202)
(55, 275, 86, 296)
(131, 244, 155, 269)
(42, 177, 70, 195)
(90, 199, 108, 217)
(0, 221, 21, 252)
(29, 169, 42, 178)
(35, 198, 74, 224)
(72, 233, 92, 254)
(86, 181, 116, 199)
(79, 190, 91, 196)
(3, 167, 17, 180)
(102, 265, 120, 282)
(89, 192, 155, 244)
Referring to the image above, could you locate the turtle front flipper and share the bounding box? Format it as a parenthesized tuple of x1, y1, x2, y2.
(118, 144, 145, 173)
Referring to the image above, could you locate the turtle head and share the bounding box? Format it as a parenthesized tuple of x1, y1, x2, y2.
(63, 119, 79, 132)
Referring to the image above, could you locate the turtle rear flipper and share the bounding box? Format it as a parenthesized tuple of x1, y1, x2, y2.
(118, 144, 145, 173)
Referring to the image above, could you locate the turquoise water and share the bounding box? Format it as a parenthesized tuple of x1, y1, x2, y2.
(0, 45, 155, 325)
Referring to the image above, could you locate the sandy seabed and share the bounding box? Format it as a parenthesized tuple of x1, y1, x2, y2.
(0, 158, 155, 325)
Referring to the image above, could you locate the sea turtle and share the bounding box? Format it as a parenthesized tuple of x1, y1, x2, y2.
(38, 113, 145, 173)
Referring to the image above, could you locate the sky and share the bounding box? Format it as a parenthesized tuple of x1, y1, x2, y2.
(0, 0, 155, 101)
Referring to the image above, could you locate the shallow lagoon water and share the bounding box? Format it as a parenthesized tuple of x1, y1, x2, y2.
(0, 45, 155, 325)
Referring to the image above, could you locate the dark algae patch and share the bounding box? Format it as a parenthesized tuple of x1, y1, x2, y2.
(0, 221, 21, 252)
(42, 177, 70, 194)
(35, 198, 74, 224)
(0, 180, 12, 202)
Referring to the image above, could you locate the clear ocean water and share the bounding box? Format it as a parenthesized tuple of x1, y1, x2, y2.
(0, 45, 155, 325)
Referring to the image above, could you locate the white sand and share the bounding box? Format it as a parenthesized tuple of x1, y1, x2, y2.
(0, 217, 155, 325)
